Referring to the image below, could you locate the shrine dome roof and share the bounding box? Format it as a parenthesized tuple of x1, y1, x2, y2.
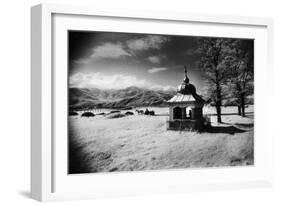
(177, 67, 196, 95)
(167, 66, 205, 105)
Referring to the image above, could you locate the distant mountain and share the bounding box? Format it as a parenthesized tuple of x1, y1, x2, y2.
(69, 86, 177, 110)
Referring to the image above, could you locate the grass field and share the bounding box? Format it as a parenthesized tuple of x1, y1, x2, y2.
(68, 106, 254, 174)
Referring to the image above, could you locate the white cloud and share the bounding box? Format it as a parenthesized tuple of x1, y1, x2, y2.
(70, 72, 149, 90)
(74, 35, 169, 65)
(147, 56, 161, 64)
(148, 67, 168, 74)
(74, 43, 131, 65)
(91, 42, 131, 59)
(74, 58, 91, 65)
(69, 72, 174, 91)
(127, 35, 169, 51)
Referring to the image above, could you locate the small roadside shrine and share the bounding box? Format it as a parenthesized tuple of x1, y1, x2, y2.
(167, 67, 206, 131)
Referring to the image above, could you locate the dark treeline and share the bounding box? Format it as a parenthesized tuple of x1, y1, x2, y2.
(196, 37, 254, 122)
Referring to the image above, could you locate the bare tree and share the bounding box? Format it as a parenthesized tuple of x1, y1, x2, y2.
(196, 38, 232, 123)
(224, 40, 254, 116)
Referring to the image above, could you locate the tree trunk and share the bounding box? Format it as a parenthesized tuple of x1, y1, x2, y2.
(216, 85, 222, 123)
(238, 106, 241, 116)
(241, 93, 245, 117)
(216, 104, 222, 123)
(236, 83, 242, 116)
(215, 78, 222, 123)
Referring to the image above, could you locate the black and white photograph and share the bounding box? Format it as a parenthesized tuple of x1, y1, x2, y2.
(68, 31, 254, 174)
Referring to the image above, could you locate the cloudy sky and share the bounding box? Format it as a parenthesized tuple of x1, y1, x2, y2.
(68, 31, 205, 92)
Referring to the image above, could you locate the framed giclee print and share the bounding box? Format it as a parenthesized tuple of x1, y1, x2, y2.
(31, 4, 274, 201)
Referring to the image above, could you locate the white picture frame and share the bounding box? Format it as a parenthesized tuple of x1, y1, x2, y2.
(31, 3, 274, 202)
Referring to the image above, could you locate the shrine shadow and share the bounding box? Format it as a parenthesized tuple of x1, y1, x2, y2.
(202, 125, 247, 135)
(235, 123, 254, 128)
(208, 112, 254, 116)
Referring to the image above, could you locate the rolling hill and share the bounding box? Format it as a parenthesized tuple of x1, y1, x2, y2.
(69, 86, 176, 110)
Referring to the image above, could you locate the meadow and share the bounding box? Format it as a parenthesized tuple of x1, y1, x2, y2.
(68, 106, 254, 174)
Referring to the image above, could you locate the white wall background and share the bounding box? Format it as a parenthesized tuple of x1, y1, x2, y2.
(0, 0, 280, 205)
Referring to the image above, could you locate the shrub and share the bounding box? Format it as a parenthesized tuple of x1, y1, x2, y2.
(81, 112, 95, 117)
(110, 110, 121, 114)
(69, 111, 79, 116)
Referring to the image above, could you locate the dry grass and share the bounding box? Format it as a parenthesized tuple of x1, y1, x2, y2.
(68, 106, 254, 174)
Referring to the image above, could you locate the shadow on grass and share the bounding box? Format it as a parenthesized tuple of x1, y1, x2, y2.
(203, 125, 247, 135)
(208, 112, 254, 116)
(235, 123, 254, 128)
(68, 138, 92, 174)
